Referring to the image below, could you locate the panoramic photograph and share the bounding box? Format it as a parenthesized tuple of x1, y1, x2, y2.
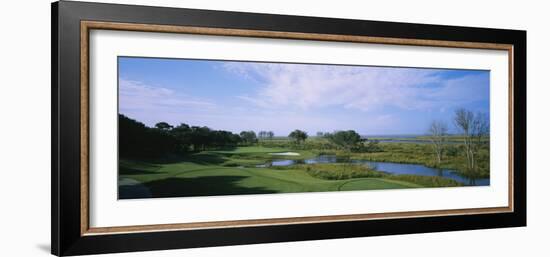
(118, 57, 490, 199)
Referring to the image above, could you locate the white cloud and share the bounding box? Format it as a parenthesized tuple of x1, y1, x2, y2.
(427, 73, 489, 103)
(223, 62, 487, 112)
(119, 79, 217, 125)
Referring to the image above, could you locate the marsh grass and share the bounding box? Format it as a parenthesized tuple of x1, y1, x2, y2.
(299, 163, 386, 180)
(291, 163, 463, 187)
(349, 143, 490, 178)
(386, 174, 463, 187)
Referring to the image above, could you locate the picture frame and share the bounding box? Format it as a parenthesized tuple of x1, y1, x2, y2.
(51, 1, 526, 256)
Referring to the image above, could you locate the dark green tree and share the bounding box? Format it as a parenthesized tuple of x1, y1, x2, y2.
(119, 114, 177, 158)
(326, 130, 362, 151)
(119, 115, 243, 156)
(154, 122, 173, 131)
(239, 131, 258, 145)
(288, 129, 308, 144)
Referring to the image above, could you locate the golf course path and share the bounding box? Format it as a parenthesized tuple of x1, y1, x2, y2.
(119, 178, 152, 198)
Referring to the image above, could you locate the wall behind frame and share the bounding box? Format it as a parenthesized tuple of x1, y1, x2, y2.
(0, 0, 546, 256)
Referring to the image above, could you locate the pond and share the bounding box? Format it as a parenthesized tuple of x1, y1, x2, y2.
(258, 155, 489, 186)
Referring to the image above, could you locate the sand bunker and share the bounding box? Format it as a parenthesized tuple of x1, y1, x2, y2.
(269, 152, 300, 156)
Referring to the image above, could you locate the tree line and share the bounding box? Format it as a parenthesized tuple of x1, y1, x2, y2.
(287, 129, 380, 152)
(120, 114, 247, 158)
(120, 114, 383, 158)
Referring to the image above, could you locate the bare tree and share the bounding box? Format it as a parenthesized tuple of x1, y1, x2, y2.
(428, 120, 448, 166)
(267, 131, 274, 140)
(454, 108, 475, 170)
(454, 108, 489, 172)
(472, 112, 490, 146)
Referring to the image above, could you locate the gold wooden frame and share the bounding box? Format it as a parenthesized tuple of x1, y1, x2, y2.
(80, 20, 515, 236)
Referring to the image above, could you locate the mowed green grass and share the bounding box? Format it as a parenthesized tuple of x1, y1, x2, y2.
(119, 146, 421, 199)
(209, 146, 288, 154)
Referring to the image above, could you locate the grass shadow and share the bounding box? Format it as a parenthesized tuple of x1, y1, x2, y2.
(119, 175, 277, 199)
(119, 166, 166, 175)
(119, 159, 164, 175)
(184, 152, 227, 165)
(121, 151, 229, 169)
(143, 152, 230, 165)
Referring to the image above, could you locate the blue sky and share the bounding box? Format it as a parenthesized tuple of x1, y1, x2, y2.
(118, 57, 490, 136)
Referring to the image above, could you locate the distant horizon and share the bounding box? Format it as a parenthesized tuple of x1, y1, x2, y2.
(119, 57, 490, 135)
